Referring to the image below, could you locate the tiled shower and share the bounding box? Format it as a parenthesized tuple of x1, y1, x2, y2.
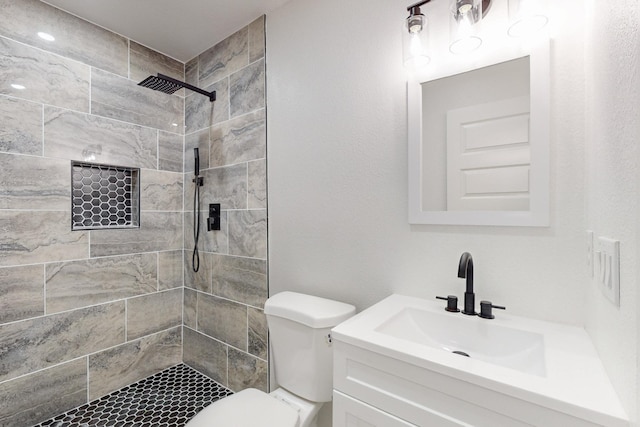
(0, 0, 267, 425)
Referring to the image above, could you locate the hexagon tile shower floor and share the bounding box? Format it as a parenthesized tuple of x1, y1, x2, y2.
(35, 364, 233, 427)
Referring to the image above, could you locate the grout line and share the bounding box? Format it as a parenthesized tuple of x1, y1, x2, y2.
(42, 264, 47, 315)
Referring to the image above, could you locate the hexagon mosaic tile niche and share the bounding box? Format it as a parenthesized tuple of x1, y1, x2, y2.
(71, 162, 140, 230)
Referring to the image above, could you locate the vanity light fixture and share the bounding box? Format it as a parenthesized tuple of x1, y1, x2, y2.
(403, 0, 548, 68)
(37, 31, 55, 42)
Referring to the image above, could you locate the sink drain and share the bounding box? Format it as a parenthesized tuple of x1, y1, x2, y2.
(452, 350, 470, 357)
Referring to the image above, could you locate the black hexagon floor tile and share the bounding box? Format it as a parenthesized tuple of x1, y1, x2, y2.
(34, 364, 233, 427)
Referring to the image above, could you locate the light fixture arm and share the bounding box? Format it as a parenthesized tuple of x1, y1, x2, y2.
(406, 0, 492, 17)
(407, 0, 432, 13)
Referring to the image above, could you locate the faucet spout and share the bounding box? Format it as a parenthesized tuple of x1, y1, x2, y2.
(457, 252, 476, 315)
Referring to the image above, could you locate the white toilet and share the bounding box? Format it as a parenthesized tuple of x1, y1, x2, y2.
(186, 291, 356, 427)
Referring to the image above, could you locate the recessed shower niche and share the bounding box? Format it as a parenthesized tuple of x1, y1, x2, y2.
(71, 161, 140, 230)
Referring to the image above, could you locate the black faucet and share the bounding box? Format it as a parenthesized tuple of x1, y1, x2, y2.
(458, 252, 476, 315)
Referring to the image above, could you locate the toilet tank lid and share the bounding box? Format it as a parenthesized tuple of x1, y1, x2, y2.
(265, 292, 356, 328)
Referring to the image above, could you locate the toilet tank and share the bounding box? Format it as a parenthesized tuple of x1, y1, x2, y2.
(264, 292, 356, 403)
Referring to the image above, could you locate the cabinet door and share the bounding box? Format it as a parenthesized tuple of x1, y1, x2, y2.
(334, 391, 417, 427)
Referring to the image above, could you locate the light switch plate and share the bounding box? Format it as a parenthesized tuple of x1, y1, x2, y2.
(586, 230, 594, 278)
(596, 237, 620, 306)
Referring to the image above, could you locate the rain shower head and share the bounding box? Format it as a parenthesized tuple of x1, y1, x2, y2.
(138, 73, 216, 102)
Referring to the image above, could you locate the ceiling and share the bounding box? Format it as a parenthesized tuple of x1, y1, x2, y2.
(41, 0, 292, 62)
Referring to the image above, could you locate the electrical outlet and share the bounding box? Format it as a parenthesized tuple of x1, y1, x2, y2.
(595, 237, 620, 306)
(586, 230, 594, 278)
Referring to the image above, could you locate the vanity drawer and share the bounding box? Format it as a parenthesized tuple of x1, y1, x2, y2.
(334, 390, 416, 427)
(333, 341, 603, 427)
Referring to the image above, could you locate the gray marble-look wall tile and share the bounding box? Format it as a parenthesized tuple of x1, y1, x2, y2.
(0, 96, 42, 155)
(0, 0, 128, 76)
(129, 41, 185, 97)
(248, 307, 267, 360)
(211, 254, 266, 309)
(198, 293, 247, 351)
(184, 250, 212, 293)
(183, 326, 227, 386)
(0, 358, 87, 427)
(127, 289, 182, 341)
(90, 211, 182, 257)
(184, 287, 197, 330)
(89, 327, 181, 400)
(185, 78, 229, 134)
(0, 264, 44, 324)
(159, 131, 183, 172)
(0, 37, 90, 112)
(228, 210, 267, 259)
(185, 57, 199, 86)
(228, 348, 267, 392)
(248, 16, 266, 63)
(185, 128, 210, 174)
(45, 253, 157, 314)
(91, 68, 184, 133)
(158, 250, 183, 290)
(0, 153, 69, 210)
(44, 107, 157, 169)
(210, 108, 266, 168)
(140, 169, 183, 212)
(248, 159, 267, 209)
(230, 59, 265, 119)
(184, 210, 228, 254)
(199, 27, 248, 88)
(0, 211, 88, 267)
(185, 163, 248, 212)
(0, 301, 125, 382)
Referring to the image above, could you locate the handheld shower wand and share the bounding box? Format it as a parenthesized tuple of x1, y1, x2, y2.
(192, 148, 203, 272)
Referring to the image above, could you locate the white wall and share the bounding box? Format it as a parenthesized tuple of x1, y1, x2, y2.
(584, 0, 639, 423)
(266, 0, 637, 423)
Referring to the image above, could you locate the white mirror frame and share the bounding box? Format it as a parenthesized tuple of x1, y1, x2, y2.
(408, 38, 550, 226)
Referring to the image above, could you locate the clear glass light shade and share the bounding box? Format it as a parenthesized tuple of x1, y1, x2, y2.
(507, 0, 548, 37)
(403, 15, 430, 70)
(449, 0, 483, 54)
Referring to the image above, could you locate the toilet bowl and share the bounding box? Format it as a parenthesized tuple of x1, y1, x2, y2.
(186, 387, 320, 427)
(186, 291, 356, 427)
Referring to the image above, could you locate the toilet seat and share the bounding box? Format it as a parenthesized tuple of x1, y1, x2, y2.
(186, 388, 299, 427)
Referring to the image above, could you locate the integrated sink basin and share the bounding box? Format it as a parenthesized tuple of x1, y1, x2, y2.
(332, 294, 629, 426)
(376, 306, 546, 376)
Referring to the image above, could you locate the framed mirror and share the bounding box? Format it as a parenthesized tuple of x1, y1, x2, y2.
(408, 39, 550, 226)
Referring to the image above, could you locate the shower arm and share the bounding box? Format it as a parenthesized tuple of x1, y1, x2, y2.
(158, 73, 216, 102)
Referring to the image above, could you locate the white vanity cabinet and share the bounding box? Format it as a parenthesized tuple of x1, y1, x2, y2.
(333, 341, 609, 427)
(331, 295, 628, 427)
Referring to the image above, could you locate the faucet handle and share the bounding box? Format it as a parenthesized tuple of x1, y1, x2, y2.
(479, 301, 505, 319)
(436, 295, 460, 313)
